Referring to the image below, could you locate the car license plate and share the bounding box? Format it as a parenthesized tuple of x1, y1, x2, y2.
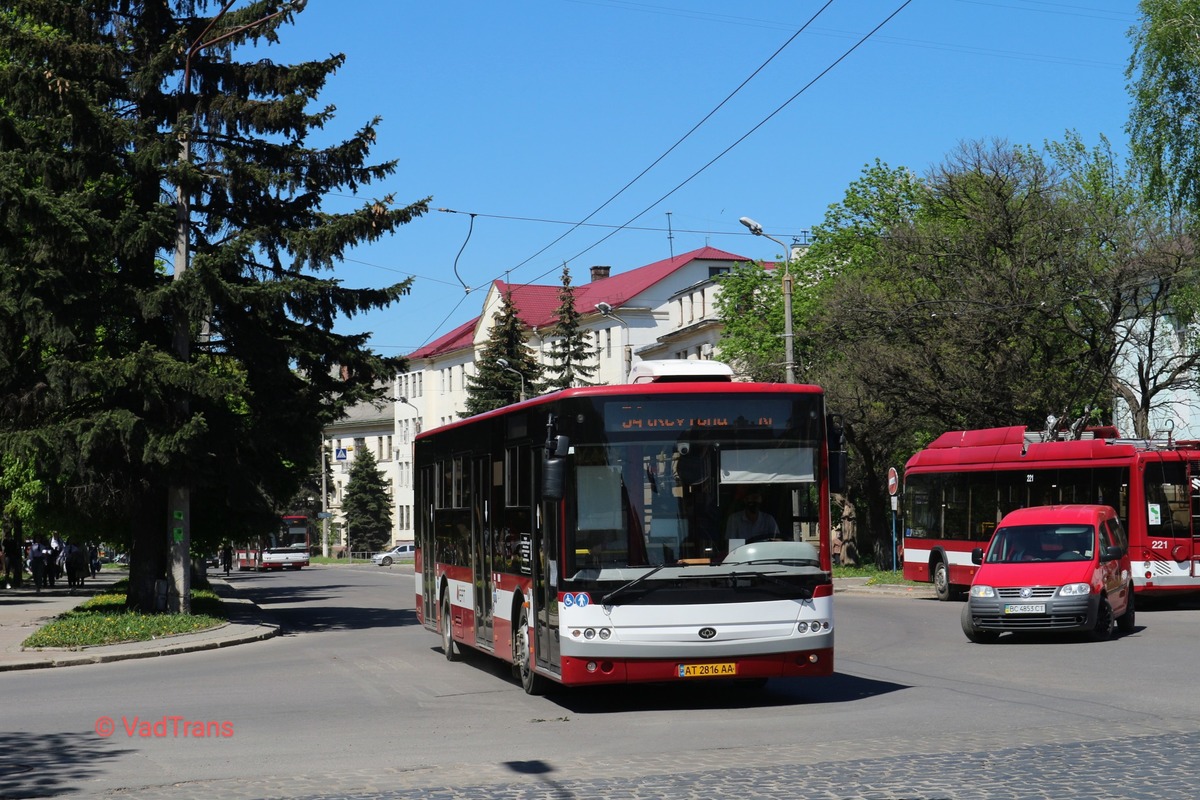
(1003, 603, 1046, 614)
(678, 662, 737, 678)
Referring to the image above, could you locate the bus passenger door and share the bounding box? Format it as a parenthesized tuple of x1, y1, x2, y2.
(473, 456, 494, 649)
(537, 494, 561, 672)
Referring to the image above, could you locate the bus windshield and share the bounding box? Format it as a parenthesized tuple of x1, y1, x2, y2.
(562, 395, 825, 579)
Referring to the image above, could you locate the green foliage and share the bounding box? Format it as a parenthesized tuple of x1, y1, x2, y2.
(541, 266, 598, 391)
(714, 262, 785, 381)
(341, 447, 392, 554)
(0, 3, 429, 609)
(462, 290, 542, 416)
(23, 585, 224, 649)
(1127, 0, 1200, 213)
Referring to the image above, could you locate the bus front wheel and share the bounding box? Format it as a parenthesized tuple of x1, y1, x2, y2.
(932, 560, 953, 602)
(513, 602, 546, 696)
(442, 597, 459, 661)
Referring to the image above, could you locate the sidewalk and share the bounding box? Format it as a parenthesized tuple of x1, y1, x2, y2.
(0, 568, 277, 672)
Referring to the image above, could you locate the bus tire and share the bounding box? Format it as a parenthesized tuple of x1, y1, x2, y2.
(1091, 596, 1114, 641)
(442, 596, 459, 661)
(513, 601, 546, 696)
(1117, 585, 1136, 634)
(932, 560, 952, 602)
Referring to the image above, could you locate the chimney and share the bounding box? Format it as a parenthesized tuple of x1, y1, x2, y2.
(590, 265, 611, 282)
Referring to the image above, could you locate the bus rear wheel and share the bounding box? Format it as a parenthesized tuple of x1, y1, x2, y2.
(513, 602, 546, 696)
(442, 597, 459, 661)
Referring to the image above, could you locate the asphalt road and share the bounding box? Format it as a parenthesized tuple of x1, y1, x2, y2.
(2, 564, 1198, 799)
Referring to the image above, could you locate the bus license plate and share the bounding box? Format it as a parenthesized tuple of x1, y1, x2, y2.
(678, 663, 737, 678)
(1003, 603, 1045, 614)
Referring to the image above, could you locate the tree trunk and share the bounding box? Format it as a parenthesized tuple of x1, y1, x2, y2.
(126, 488, 168, 613)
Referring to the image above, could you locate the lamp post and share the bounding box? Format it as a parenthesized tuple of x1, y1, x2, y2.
(166, 1, 297, 613)
(496, 359, 526, 402)
(739, 216, 796, 384)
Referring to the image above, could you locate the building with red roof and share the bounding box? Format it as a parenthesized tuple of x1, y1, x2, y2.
(331, 245, 769, 546)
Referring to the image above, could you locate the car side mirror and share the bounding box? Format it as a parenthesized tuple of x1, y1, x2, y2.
(1100, 545, 1124, 563)
(971, 547, 983, 565)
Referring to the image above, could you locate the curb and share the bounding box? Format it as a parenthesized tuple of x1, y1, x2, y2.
(0, 576, 279, 672)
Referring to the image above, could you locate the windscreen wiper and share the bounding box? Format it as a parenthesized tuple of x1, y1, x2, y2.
(727, 569, 815, 600)
(601, 562, 687, 606)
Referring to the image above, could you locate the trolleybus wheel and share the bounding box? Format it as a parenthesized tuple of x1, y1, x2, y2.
(442, 597, 459, 661)
(514, 602, 546, 696)
(932, 560, 952, 602)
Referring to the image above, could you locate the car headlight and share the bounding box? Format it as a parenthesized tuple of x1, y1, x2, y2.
(970, 585, 995, 598)
(1059, 583, 1091, 596)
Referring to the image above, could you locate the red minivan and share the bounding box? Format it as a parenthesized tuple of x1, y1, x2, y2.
(961, 505, 1134, 643)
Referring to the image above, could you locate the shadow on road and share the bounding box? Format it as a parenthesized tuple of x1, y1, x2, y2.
(0, 731, 132, 799)
(436, 645, 908, 711)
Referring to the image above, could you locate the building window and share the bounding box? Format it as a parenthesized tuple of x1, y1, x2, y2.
(708, 266, 730, 278)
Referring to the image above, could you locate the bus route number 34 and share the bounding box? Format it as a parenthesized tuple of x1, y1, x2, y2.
(678, 662, 737, 678)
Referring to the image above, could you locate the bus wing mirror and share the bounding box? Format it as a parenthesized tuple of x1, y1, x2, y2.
(826, 413, 847, 495)
(542, 435, 569, 500)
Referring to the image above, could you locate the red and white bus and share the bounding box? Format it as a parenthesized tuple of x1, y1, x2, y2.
(901, 424, 1200, 600)
(415, 362, 845, 694)
(236, 514, 311, 571)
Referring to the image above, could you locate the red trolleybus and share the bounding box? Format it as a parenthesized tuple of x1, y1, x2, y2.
(901, 424, 1200, 600)
(235, 515, 311, 571)
(415, 363, 845, 694)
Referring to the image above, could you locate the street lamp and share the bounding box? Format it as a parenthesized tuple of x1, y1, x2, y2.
(739, 216, 796, 384)
(495, 359, 526, 402)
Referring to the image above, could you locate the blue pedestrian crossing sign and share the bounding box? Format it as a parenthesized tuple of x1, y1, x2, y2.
(335, 448, 348, 461)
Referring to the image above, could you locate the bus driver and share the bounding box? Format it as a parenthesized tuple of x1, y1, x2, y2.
(725, 490, 780, 543)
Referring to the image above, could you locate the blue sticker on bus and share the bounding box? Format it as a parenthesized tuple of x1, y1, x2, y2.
(562, 592, 590, 608)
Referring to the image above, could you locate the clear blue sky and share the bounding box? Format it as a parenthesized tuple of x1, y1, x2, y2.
(266, 0, 1137, 356)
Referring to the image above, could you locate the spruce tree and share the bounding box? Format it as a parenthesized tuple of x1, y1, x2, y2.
(541, 266, 598, 391)
(341, 448, 392, 554)
(0, 2, 429, 611)
(462, 290, 542, 416)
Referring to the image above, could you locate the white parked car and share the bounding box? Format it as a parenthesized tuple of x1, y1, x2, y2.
(372, 543, 415, 566)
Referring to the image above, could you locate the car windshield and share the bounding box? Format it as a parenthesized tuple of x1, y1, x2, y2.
(985, 524, 1096, 563)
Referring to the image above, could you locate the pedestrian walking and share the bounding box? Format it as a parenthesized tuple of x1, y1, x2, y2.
(221, 543, 233, 576)
(2, 530, 21, 589)
(28, 539, 46, 593)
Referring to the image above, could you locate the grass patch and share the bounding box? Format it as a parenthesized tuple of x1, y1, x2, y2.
(23, 582, 226, 650)
(833, 565, 922, 587)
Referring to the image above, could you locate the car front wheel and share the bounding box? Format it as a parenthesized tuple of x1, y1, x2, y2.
(1091, 596, 1114, 641)
(381, 556, 393, 566)
(960, 604, 998, 643)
